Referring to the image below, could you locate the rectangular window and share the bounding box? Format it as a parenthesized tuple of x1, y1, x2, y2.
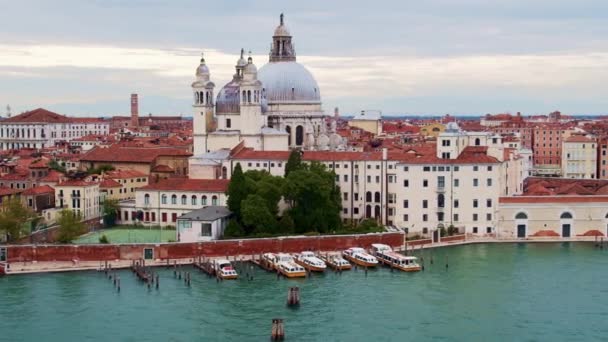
(354, 208, 359, 214)
(375, 176, 380, 183)
(403, 200, 409, 208)
(354, 193, 359, 201)
(423, 214, 428, 221)
(454, 166, 459, 172)
(423, 166, 430, 172)
(344, 175, 348, 182)
(403, 179, 409, 187)
(453, 213, 459, 222)
(403, 214, 409, 221)
(162, 212, 167, 222)
(403, 166, 409, 172)
(486, 199, 492, 207)
(367, 176, 371, 183)
(201, 223, 212, 236)
(473, 179, 479, 187)
(486, 213, 492, 221)
(454, 179, 459, 187)
(422, 200, 428, 208)
(487, 166, 493, 171)
(423, 179, 428, 187)
(473, 199, 478, 208)
(487, 178, 493, 186)
(343, 192, 348, 201)
(473, 214, 478, 221)
(473, 227, 478, 233)
(437, 176, 445, 188)
(486, 227, 492, 233)
(343, 208, 348, 214)
(226, 118, 231, 128)
(454, 199, 459, 208)
(473, 166, 479, 171)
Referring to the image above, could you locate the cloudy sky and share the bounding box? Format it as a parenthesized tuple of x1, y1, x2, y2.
(1, 0, 608, 117)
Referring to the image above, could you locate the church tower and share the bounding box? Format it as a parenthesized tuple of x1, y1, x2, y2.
(192, 53, 215, 155)
(239, 51, 265, 137)
(269, 13, 296, 62)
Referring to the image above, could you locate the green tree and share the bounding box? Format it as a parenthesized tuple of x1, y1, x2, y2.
(99, 234, 110, 243)
(0, 197, 36, 242)
(87, 164, 115, 175)
(283, 162, 342, 234)
(284, 149, 302, 177)
(56, 209, 86, 243)
(241, 194, 277, 235)
(226, 163, 247, 219)
(255, 176, 283, 216)
(277, 213, 295, 235)
(224, 219, 245, 238)
(48, 159, 66, 173)
(102, 198, 120, 226)
(355, 219, 384, 233)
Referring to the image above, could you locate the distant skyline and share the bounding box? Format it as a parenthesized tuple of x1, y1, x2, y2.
(1, 0, 608, 117)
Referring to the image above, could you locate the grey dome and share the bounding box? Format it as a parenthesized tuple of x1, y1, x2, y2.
(196, 64, 209, 76)
(216, 81, 240, 114)
(258, 61, 321, 104)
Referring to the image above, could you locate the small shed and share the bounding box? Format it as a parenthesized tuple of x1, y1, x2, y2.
(176, 206, 232, 242)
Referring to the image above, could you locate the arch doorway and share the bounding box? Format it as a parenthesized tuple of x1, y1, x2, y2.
(285, 126, 292, 146)
(295, 125, 304, 146)
(365, 205, 372, 218)
(515, 212, 528, 238)
(560, 212, 573, 237)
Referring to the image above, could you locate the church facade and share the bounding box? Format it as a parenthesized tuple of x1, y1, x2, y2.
(190, 14, 344, 163)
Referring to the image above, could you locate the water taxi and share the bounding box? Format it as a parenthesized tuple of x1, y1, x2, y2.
(371, 244, 421, 272)
(213, 259, 238, 279)
(275, 253, 306, 278)
(342, 247, 378, 267)
(261, 253, 278, 271)
(321, 255, 352, 271)
(295, 251, 327, 272)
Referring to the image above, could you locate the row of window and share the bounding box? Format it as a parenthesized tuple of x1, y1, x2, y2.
(144, 193, 219, 206)
(404, 213, 493, 222)
(402, 198, 493, 208)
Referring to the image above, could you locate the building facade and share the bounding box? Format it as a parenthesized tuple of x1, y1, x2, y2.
(562, 135, 597, 179)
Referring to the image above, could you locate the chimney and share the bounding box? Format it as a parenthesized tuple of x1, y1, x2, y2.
(130, 94, 139, 127)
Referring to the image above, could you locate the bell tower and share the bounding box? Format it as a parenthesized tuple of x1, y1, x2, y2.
(192, 52, 215, 155)
(269, 13, 296, 62)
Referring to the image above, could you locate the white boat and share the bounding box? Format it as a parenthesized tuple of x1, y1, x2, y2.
(321, 255, 352, 271)
(213, 259, 238, 279)
(295, 251, 327, 272)
(274, 253, 306, 278)
(342, 247, 378, 267)
(371, 244, 421, 272)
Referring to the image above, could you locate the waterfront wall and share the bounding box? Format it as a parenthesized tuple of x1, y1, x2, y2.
(5, 232, 404, 263)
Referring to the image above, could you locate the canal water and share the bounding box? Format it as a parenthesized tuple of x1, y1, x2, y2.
(1, 243, 607, 341)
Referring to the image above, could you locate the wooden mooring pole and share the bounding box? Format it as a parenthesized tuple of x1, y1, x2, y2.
(271, 318, 285, 341)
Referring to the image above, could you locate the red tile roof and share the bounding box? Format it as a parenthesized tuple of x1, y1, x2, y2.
(56, 179, 98, 187)
(139, 178, 229, 192)
(565, 135, 594, 143)
(105, 169, 147, 179)
(100, 179, 121, 188)
(40, 170, 64, 183)
(4, 108, 70, 123)
(81, 146, 192, 163)
(151, 164, 174, 172)
(21, 185, 54, 196)
(0, 186, 20, 197)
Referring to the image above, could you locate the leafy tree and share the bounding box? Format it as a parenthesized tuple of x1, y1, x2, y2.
(283, 162, 342, 234)
(102, 198, 120, 226)
(87, 164, 115, 175)
(355, 219, 384, 233)
(241, 194, 277, 235)
(56, 209, 86, 243)
(226, 163, 247, 219)
(224, 219, 245, 238)
(99, 235, 110, 243)
(255, 176, 283, 216)
(48, 159, 66, 173)
(284, 149, 302, 177)
(0, 197, 36, 242)
(278, 214, 295, 235)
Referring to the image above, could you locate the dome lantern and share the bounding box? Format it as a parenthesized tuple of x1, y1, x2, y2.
(269, 13, 296, 62)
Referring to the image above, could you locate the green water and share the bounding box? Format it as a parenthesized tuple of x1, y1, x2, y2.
(1, 243, 607, 341)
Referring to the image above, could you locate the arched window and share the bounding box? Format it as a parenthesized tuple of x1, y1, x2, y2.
(365, 205, 372, 218)
(286, 126, 292, 146)
(437, 194, 445, 208)
(206, 92, 210, 105)
(195, 92, 199, 104)
(202, 195, 207, 205)
(191, 195, 197, 206)
(560, 212, 573, 219)
(242, 90, 247, 104)
(475, 138, 481, 146)
(374, 205, 381, 218)
(212, 195, 218, 206)
(374, 192, 381, 203)
(222, 166, 227, 179)
(171, 194, 177, 204)
(181, 195, 187, 205)
(296, 125, 304, 145)
(161, 194, 167, 204)
(366, 191, 372, 202)
(515, 212, 528, 219)
(144, 194, 150, 205)
(247, 90, 251, 103)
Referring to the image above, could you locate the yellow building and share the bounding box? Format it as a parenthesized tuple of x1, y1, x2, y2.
(420, 123, 445, 138)
(349, 110, 382, 135)
(101, 169, 149, 201)
(562, 135, 597, 179)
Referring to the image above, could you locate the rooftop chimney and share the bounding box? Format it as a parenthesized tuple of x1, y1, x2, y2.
(130, 94, 139, 127)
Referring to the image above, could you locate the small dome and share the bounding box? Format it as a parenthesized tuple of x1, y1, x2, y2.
(274, 13, 291, 36)
(196, 64, 209, 76)
(216, 81, 240, 114)
(244, 57, 257, 74)
(445, 122, 460, 132)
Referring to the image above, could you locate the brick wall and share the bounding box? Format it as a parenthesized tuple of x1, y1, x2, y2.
(5, 233, 404, 262)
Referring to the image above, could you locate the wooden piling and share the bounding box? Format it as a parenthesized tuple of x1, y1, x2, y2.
(271, 318, 285, 341)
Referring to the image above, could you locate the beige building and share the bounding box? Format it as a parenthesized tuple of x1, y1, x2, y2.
(420, 123, 445, 138)
(102, 169, 149, 201)
(55, 179, 101, 221)
(349, 110, 382, 135)
(562, 135, 597, 179)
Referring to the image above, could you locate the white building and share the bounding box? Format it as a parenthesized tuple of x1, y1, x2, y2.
(190, 14, 345, 175)
(562, 135, 597, 179)
(118, 178, 229, 226)
(177, 206, 232, 241)
(0, 108, 109, 150)
(55, 179, 101, 221)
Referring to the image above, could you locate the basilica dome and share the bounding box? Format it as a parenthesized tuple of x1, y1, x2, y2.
(258, 61, 321, 104)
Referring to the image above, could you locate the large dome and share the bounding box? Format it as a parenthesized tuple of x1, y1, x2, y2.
(258, 61, 321, 104)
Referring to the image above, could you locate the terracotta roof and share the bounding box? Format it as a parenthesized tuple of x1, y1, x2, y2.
(105, 169, 147, 179)
(29, 158, 50, 169)
(151, 164, 174, 172)
(139, 178, 229, 192)
(39, 170, 64, 182)
(0, 186, 20, 196)
(56, 179, 98, 187)
(500, 196, 608, 204)
(100, 178, 122, 188)
(565, 135, 594, 143)
(0, 173, 28, 181)
(21, 185, 54, 196)
(4, 108, 70, 123)
(81, 146, 192, 163)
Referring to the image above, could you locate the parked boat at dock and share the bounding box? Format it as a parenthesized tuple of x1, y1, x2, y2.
(212, 259, 238, 279)
(295, 251, 327, 272)
(342, 247, 378, 267)
(274, 253, 306, 278)
(321, 255, 352, 271)
(371, 244, 421, 272)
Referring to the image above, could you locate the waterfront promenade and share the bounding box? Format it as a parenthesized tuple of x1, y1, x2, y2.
(2, 233, 604, 275)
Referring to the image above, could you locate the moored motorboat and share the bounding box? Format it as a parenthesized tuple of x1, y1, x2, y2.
(342, 247, 378, 267)
(275, 253, 306, 278)
(321, 255, 352, 271)
(371, 244, 421, 272)
(295, 251, 327, 272)
(213, 259, 238, 279)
